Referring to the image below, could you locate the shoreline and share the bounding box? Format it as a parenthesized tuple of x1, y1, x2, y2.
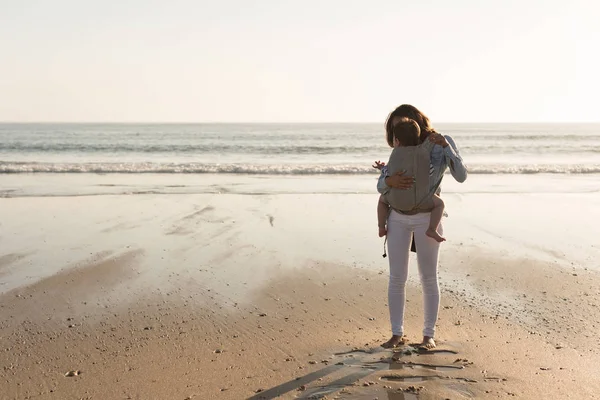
(1, 172, 599, 198)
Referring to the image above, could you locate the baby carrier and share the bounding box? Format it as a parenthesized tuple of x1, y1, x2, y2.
(384, 139, 440, 214)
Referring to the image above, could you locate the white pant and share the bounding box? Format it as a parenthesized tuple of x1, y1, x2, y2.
(386, 210, 442, 338)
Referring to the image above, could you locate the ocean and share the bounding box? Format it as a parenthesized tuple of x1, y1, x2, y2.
(1, 123, 600, 175)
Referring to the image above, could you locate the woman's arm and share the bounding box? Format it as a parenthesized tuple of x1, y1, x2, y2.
(443, 136, 467, 183)
(378, 169, 414, 193)
(428, 133, 467, 183)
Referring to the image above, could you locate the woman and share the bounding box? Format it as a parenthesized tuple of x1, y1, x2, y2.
(377, 104, 467, 350)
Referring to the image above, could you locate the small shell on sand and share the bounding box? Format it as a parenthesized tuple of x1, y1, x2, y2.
(65, 370, 81, 377)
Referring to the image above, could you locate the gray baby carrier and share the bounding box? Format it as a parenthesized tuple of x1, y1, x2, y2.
(385, 140, 440, 214)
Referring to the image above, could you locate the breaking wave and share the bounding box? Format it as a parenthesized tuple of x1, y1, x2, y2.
(1, 162, 599, 175)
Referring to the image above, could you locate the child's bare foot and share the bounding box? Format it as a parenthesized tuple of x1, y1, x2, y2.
(381, 335, 407, 348)
(379, 227, 387, 237)
(418, 336, 436, 350)
(426, 228, 445, 242)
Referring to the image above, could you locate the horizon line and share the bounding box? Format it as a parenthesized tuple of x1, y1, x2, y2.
(1, 121, 600, 125)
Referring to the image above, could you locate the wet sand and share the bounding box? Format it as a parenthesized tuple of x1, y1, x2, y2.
(1, 174, 600, 399)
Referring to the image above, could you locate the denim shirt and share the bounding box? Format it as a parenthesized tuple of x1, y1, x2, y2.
(377, 135, 467, 195)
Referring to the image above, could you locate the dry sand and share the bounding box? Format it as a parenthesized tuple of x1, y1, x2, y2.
(1, 176, 600, 399)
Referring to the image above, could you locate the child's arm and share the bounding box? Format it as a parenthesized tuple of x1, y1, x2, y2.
(377, 194, 390, 237)
(376, 165, 390, 194)
(373, 160, 390, 194)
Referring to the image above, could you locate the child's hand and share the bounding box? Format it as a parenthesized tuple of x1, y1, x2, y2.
(379, 227, 387, 237)
(372, 160, 386, 170)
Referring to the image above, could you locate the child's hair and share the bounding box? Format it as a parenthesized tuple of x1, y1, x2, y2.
(392, 118, 421, 146)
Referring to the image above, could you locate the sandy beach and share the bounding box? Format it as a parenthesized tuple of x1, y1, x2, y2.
(1, 173, 600, 399)
(3, 0, 600, 396)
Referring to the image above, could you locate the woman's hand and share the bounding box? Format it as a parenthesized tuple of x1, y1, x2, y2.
(428, 132, 449, 148)
(385, 171, 414, 189)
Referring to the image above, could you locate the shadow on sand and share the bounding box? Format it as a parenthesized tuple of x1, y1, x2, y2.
(247, 345, 461, 399)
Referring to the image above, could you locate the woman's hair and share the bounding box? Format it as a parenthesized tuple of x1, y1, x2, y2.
(385, 104, 436, 147)
(392, 118, 420, 147)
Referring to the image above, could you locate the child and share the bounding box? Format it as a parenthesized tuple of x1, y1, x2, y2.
(375, 118, 445, 243)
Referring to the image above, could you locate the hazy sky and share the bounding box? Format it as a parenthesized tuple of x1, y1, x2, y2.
(1, 0, 598, 122)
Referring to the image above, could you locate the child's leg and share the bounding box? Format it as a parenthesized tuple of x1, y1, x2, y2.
(377, 195, 390, 237)
(425, 195, 446, 242)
